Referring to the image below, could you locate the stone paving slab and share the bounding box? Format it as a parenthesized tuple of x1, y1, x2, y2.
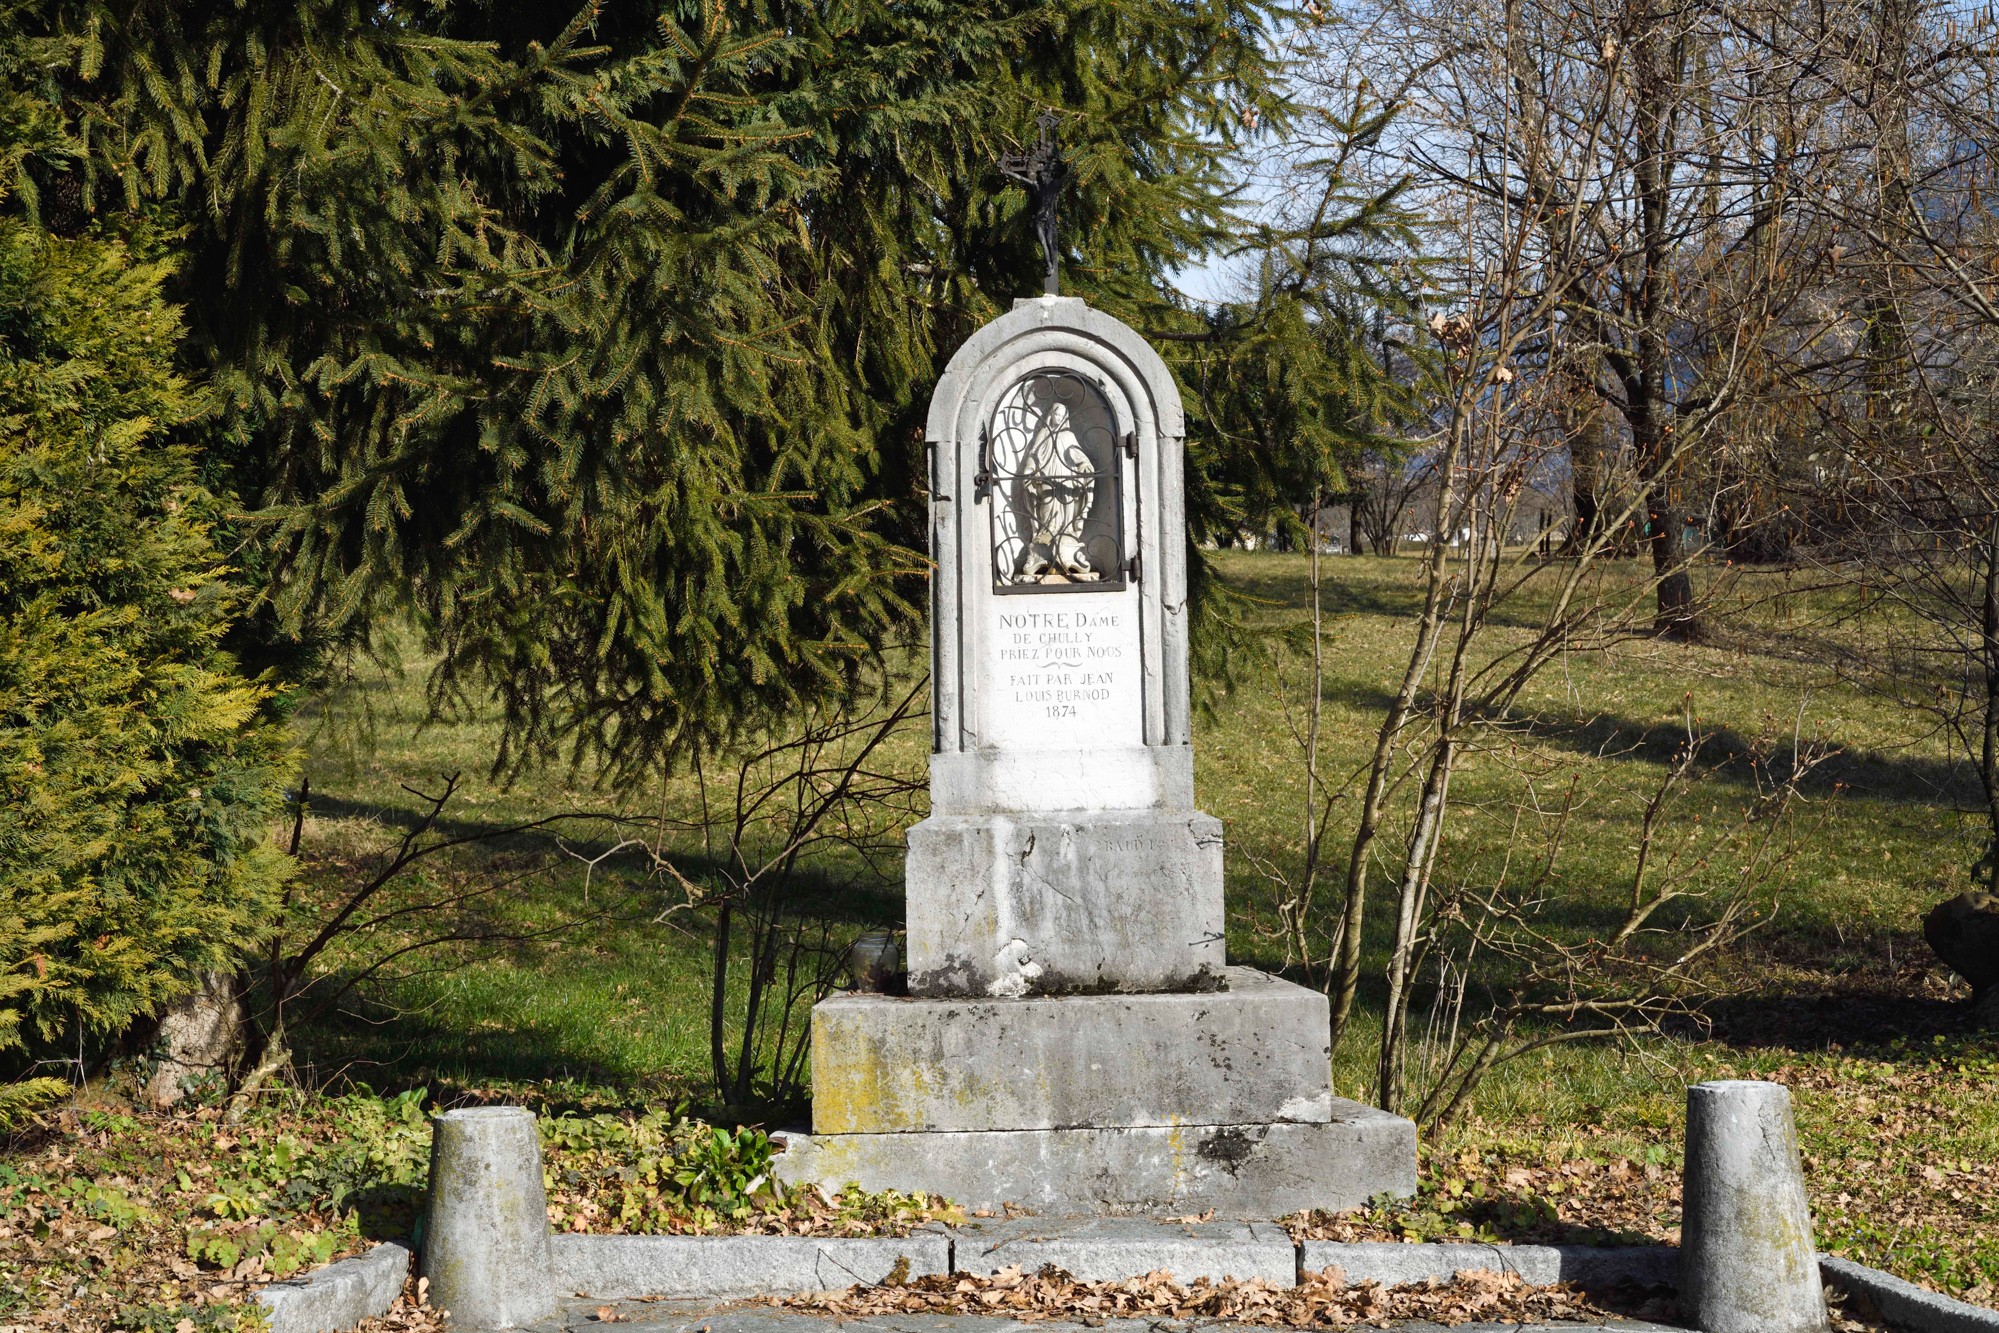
(521, 1300, 1681, 1333)
(549, 1233, 951, 1302)
(953, 1216, 1296, 1284)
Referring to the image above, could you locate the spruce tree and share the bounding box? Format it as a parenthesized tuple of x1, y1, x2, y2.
(0, 21, 290, 1088)
(35, 0, 1289, 778)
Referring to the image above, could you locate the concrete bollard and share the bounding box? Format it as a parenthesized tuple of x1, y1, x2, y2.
(1680, 1080, 1827, 1333)
(423, 1106, 556, 1328)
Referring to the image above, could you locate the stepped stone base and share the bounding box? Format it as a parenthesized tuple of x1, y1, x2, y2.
(811, 968, 1331, 1134)
(773, 1111, 1415, 1218)
(789, 966, 1416, 1217)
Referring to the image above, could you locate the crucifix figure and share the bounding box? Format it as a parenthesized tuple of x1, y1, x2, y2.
(1000, 110, 1069, 297)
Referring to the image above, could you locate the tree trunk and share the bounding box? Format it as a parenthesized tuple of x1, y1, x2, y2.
(1562, 409, 1604, 557)
(224, 1017, 290, 1126)
(1865, 0, 1917, 430)
(1375, 736, 1455, 1112)
(144, 971, 245, 1111)
(1980, 511, 1999, 894)
(710, 897, 735, 1102)
(1628, 0, 1701, 641)
(1648, 495, 1699, 639)
(1329, 415, 1469, 1051)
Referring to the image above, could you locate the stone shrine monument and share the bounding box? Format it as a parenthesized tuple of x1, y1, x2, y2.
(776, 126, 1414, 1214)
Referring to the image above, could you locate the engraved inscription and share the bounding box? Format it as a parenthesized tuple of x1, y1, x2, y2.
(983, 599, 1141, 748)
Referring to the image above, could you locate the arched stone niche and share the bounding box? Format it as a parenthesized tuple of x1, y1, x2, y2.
(908, 296, 1220, 998)
(925, 296, 1193, 816)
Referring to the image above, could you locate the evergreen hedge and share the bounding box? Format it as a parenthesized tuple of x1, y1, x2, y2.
(0, 216, 291, 1095)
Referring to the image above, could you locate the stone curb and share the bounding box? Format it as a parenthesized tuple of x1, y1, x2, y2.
(1822, 1256, 1999, 1333)
(254, 1240, 410, 1333)
(550, 1232, 953, 1301)
(1299, 1240, 1677, 1289)
(255, 1232, 1999, 1333)
(547, 1228, 1683, 1300)
(955, 1217, 1296, 1284)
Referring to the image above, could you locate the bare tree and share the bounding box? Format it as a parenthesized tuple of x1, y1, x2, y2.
(1237, 3, 1858, 1115)
(1309, 0, 1850, 635)
(1412, 715, 1827, 1127)
(590, 683, 928, 1115)
(1774, 2, 1999, 885)
(228, 777, 611, 1121)
(1350, 447, 1434, 554)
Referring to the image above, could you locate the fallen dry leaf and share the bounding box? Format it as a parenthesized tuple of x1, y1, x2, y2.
(769, 1263, 1648, 1327)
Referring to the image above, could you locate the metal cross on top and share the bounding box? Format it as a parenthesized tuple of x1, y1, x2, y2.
(1000, 110, 1070, 297)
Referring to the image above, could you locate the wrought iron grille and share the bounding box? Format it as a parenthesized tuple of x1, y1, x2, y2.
(983, 371, 1127, 593)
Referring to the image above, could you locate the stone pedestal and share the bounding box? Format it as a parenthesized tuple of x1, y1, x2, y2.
(904, 810, 1225, 997)
(811, 969, 1324, 1132)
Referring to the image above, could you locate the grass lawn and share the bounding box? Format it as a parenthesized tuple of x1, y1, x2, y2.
(281, 551, 1995, 1292)
(6, 551, 1992, 1329)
